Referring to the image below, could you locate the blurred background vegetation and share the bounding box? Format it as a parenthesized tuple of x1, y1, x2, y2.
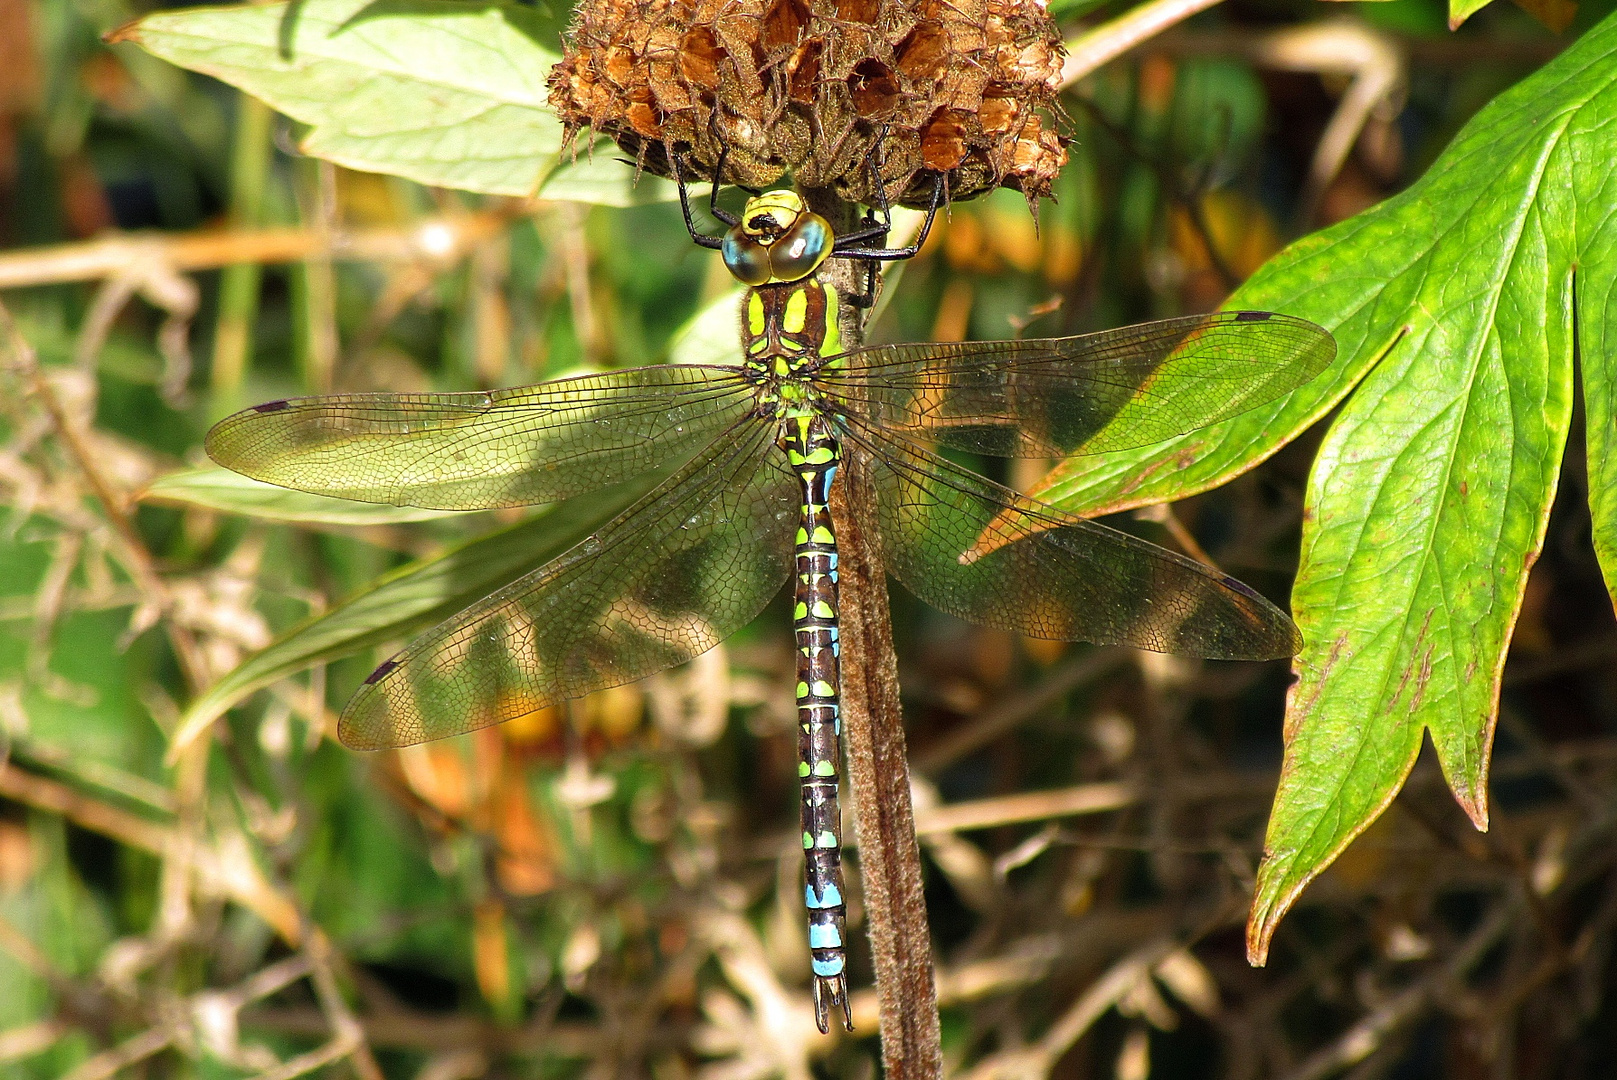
(2, 0, 1616, 1076)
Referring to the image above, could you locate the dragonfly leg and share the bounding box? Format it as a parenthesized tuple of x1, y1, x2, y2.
(835, 125, 898, 248)
(842, 260, 880, 310)
(783, 413, 854, 1034)
(831, 172, 944, 261)
(705, 137, 741, 226)
(831, 160, 944, 308)
(671, 147, 732, 251)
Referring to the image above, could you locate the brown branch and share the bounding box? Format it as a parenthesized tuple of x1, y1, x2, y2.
(831, 450, 941, 1078)
(808, 187, 942, 1080)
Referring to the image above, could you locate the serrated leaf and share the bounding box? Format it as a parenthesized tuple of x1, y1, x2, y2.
(1032, 11, 1617, 961)
(170, 477, 655, 756)
(115, 0, 566, 198)
(143, 467, 461, 524)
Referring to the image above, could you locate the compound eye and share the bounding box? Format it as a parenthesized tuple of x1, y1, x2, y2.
(722, 228, 772, 286)
(768, 212, 832, 282)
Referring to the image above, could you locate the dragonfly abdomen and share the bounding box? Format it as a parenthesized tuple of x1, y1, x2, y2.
(783, 412, 851, 1034)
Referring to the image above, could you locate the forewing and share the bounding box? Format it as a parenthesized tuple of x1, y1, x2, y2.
(339, 418, 797, 749)
(817, 312, 1334, 457)
(206, 365, 753, 510)
(842, 420, 1300, 661)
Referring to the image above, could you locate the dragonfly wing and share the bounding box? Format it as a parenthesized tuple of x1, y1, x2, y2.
(842, 420, 1301, 660)
(340, 418, 797, 749)
(818, 312, 1334, 457)
(206, 365, 754, 510)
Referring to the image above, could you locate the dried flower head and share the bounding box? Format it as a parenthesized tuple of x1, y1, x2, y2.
(548, 0, 1068, 209)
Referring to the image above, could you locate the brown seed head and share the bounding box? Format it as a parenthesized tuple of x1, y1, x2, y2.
(548, 0, 1068, 209)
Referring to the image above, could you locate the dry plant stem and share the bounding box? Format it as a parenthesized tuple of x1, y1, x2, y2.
(556, 204, 604, 365)
(1059, 0, 1227, 86)
(60, 1028, 173, 1080)
(0, 760, 172, 852)
(958, 937, 1177, 1080)
(0, 1020, 70, 1064)
(1134, 503, 1216, 567)
(843, 934, 1068, 1029)
(0, 209, 524, 289)
(831, 452, 941, 1077)
(248, 1037, 359, 1080)
(1278, 898, 1517, 1080)
(240, 1011, 620, 1059)
(299, 160, 340, 392)
(0, 912, 59, 981)
(303, 927, 385, 1080)
(912, 781, 1137, 835)
(1188, 21, 1404, 227)
(915, 648, 1127, 774)
(212, 94, 275, 406)
(2, 304, 209, 690)
(810, 187, 942, 1080)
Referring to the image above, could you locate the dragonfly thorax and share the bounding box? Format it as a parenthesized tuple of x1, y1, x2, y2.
(739, 278, 843, 422)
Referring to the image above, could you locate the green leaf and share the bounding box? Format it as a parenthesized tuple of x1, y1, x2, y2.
(115, 0, 578, 198)
(1447, 0, 1495, 29)
(541, 150, 696, 208)
(170, 476, 655, 756)
(1033, 11, 1617, 960)
(143, 467, 463, 524)
(1046, 0, 1113, 17)
(668, 286, 745, 367)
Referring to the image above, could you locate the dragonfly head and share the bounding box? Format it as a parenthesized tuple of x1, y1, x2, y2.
(723, 189, 832, 287)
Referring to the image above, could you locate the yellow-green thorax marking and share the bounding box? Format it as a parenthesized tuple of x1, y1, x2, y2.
(726, 189, 851, 1034)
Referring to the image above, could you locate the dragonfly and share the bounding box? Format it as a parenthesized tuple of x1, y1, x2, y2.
(205, 161, 1335, 1033)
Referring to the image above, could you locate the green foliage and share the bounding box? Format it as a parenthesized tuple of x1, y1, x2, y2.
(1036, 7, 1617, 957)
(668, 287, 746, 367)
(6, 0, 1616, 1069)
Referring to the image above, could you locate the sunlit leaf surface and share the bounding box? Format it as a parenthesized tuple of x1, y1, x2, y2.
(1034, 9, 1617, 960)
(117, 0, 576, 198)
